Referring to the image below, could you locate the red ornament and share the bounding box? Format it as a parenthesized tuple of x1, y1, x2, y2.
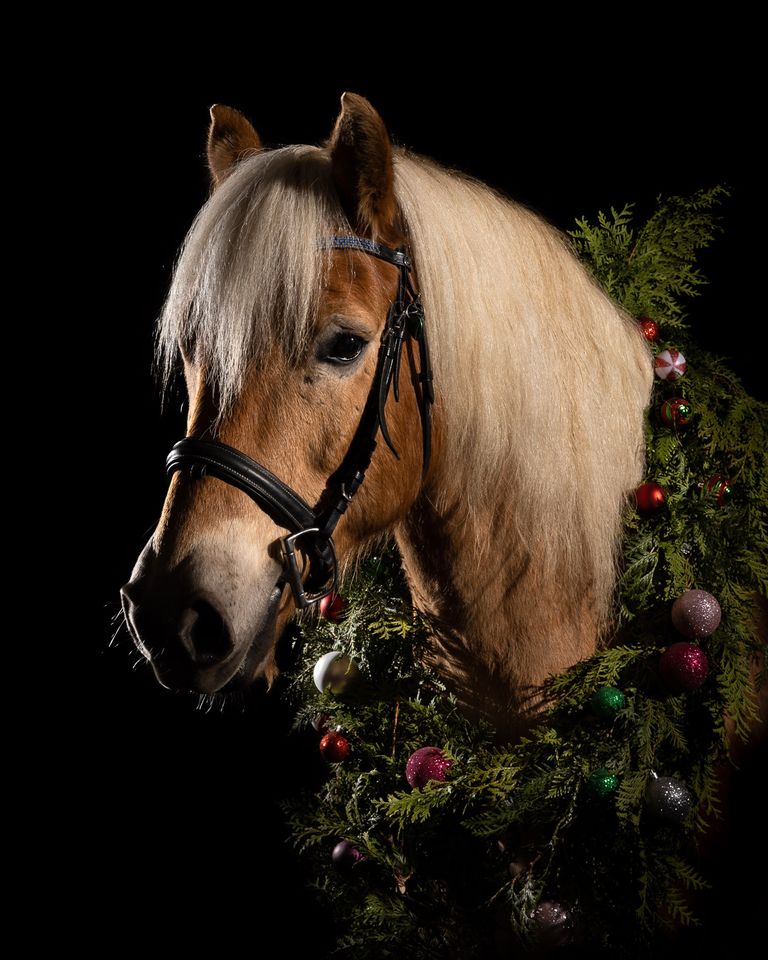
(654, 349, 687, 381)
(671, 589, 721, 638)
(405, 746, 453, 789)
(638, 317, 659, 342)
(635, 481, 666, 517)
(659, 642, 709, 692)
(659, 397, 693, 428)
(319, 730, 350, 762)
(319, 591, 346, 621)
(705, 475, 733, 507)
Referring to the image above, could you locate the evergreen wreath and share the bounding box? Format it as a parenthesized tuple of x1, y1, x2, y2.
(281, 188, 767, 956)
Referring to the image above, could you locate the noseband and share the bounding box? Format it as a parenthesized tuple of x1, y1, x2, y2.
(165, 235, 434, 608)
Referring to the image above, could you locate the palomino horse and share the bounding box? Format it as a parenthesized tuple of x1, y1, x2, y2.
(122, 93, 652, 736)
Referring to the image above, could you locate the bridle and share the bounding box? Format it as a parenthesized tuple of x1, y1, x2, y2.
(165, 235, 434, 609)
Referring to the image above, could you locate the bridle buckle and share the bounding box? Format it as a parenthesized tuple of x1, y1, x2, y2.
(280, 528, 339, 609)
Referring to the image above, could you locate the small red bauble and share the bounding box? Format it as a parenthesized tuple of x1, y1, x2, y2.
(654, 349, 687, 381)
(660, 397, 693, 428)
(635, 481, 666, 517)
(319, 730, 350, 762)
(705, 474, 733, 507)
(659, 642, 709, 692)
(405, 746, 453, 789)
(319, 591, 346, 621)
(638, 317, 659, 342)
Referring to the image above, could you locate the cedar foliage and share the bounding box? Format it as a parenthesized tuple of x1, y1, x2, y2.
(282, 190, 767, 956)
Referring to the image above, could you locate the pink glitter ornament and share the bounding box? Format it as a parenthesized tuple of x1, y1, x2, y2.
(659, 642, 709, 692)
(405, 746, 453, 789)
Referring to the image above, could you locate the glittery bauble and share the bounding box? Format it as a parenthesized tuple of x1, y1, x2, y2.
(660, 396, 693, 428)
(319, 730, 351, 762)
(530, 900, 574, 947)
(635, 481, 666, 517)
(659, 642, 709, 692)
(587, 767, 620, 798)
(706, 474, 733, 507)
(590, 686, 626, 720)
(318, 591, 346, 621)
(405, 747, 453, 789)
(645, 775, 693, 823)
(671, 589, 722, 639)
(654, 348, 687, 381)
(638, 317, 659, 341)
(312, 650, 360, 694)
(331, 840, 364, 871)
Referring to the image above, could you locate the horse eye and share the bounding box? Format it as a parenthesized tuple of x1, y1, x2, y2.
(323, 333, 366, 364)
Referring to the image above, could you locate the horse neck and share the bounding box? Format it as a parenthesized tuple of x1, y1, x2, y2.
(394, 481, 599, 740)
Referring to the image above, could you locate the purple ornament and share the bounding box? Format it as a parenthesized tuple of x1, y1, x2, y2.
(671, 589, 721, 639)
(405, 746, 453, 789)
(331, 840, 364, 871)
(530, 900, 574, 947)
(659, 642, 709, 692)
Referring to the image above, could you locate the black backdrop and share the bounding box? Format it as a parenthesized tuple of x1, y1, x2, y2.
(80, 62, 764, 952)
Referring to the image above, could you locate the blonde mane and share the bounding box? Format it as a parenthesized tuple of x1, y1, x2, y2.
(158, 143, 652, 636)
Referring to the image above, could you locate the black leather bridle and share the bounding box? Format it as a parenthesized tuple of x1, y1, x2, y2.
(165, 235, 434, 608)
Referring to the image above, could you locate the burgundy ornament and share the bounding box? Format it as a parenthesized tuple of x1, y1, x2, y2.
(659, 642, 709, 692)
(405, 746, 453, 789)
(320, 730, 351, 762)
(319, 591, 346, 621)
(671, 589, 722, 638)
(331, 840, 364, 872)
(638, 317, 659, 342)
(635, 481, 666, 517)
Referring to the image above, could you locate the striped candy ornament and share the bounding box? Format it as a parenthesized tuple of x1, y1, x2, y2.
(654, 349, 687, 381)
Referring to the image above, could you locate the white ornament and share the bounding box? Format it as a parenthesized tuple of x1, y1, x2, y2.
(654, 348, 687, 381)
(313, 651, 358, 694)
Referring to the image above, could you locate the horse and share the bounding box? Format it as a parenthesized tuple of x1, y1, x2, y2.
(121, 92, 653, 738)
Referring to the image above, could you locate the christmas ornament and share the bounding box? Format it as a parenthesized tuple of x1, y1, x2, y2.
(638, 317, 659, 341)
(659, 396, 693, 427)
(635, 481, 666, 517)
(654, 348, 687, 381)
(319, 591, 346, 621)
(530, 900, 574, 947)
(405, 746, 453, 789)
(312, 650, 360, 694)
(590, 686, 626, 720)
(319, 730, 350, 762)
(671, 589, 722, 638)
(311, 712, 330, 733)
(705, 474, 733, 507)
(587, 767, 619, 798)
(659, 642, 709, 692)
(645, 774, 693, 823)
(331, 840, 364, 872)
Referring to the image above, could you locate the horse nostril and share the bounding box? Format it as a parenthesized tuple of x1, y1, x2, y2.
(178, 601, 233, 665)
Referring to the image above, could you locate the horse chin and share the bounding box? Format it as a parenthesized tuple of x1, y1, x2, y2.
(225, 581, 286, 691)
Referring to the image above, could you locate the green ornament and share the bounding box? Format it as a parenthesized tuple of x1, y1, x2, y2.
(590, 686, 626, 720)
(587, 767, 619, 798)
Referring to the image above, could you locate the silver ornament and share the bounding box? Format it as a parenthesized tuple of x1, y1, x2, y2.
(312, 650, 359, 694)
(645, 774, 693, 823)
(530, 900, 574, 947)
(671, 589, 721, 639)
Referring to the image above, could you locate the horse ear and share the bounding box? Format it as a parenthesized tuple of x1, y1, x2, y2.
(207, 104, 262, 188)
(327, 92, 397, 240)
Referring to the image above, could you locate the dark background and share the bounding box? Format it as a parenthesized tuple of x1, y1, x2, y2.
(79, 58, 763, 952)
